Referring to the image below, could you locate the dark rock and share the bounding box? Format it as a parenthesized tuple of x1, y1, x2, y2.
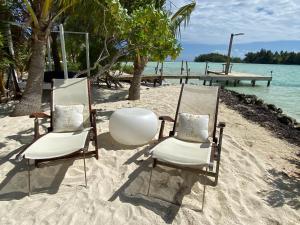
(260, 104, 269, 111)
(255, 99, 264, 105)
(277, 114, 296, 125)
(243, 95, 257, 104)
(267, 104, 277, 111)
(294, 123, 300, 131)
(244, 97, 253, 104)
(276, 108, 283, 114)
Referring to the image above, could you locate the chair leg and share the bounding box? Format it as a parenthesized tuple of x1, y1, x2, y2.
(27, 159, 31, 196)
(147, 159, 155, 196)
(83, 151, 87, 188)
(94, 129, 99, 160)
(201, 167, 208, 211)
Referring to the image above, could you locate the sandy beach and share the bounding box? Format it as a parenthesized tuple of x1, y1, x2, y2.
(0, 84, 299, 225)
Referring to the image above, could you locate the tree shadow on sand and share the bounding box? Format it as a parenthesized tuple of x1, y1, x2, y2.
(92, 85, 128, 104)
(108, 150, 214, 224)
(260, 168, 300, 210)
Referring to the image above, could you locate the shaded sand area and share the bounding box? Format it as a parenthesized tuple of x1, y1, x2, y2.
(0, 84, 299, 224)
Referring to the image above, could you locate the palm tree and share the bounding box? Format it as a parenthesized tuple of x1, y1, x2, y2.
(128, 1, 196, 100)
(12, 0, 75, 116)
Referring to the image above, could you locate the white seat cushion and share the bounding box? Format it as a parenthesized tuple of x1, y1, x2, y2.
(23, 129, 91, 159)
(151, 137, 212, 166)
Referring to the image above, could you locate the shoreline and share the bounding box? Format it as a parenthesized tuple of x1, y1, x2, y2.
(220, 88, 300, 147)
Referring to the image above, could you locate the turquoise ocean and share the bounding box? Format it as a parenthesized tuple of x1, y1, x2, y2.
(141, 62, 300, 122)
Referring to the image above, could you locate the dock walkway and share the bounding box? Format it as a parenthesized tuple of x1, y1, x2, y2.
(117, 70, 272, 87)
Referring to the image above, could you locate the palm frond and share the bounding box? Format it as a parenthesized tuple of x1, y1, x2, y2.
(170, 1, 196, 37)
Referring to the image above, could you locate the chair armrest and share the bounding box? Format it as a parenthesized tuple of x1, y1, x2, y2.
(159, 116, 175, 122)
(91, 109, 96, 115)
(90, 109, 97, 131)
(158, 116, 175, 139)
(29, 112, 50, 119)
(29, 112, 50, 139)
(216, 121, 225, 155)
(217, 122, 226, 128)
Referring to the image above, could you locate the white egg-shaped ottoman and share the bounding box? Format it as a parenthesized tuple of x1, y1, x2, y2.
(109, 108, 158, 145)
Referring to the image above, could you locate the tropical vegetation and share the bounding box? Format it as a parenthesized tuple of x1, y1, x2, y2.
(194, 53, 242, 63)
(0, 0, 196, 115)
(194, 49, 300, 65)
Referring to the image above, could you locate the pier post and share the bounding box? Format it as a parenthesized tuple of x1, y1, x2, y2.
(203, 80, 206, 85)
(185, 61, 189, 84)
(209, 79, 212, 86)
(251, 80, 256, 86)
(267, 80, 271, 87)
(234, 80, 237, 87)
(225, 80, 229, 86)
(159, 62, 163, 85)
(180, 78, 182, 84)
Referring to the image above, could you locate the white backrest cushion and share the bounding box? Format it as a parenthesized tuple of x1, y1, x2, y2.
(177, 113, 209, 142)
(53, 78, 90, 128)
(53, 105, 84, 132)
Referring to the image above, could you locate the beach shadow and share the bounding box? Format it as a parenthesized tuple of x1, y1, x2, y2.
(92, 85, 128, 104)
(97, 132, 143, 151)
(0, 153, 76, 200)
(260, 168, 300, 210)
(5, 128, 34, 145)
(0, 102, 15, 118)
(97, 110, 114, 123)
(0, 142, 5, 149)
(109, 157, 213, 223)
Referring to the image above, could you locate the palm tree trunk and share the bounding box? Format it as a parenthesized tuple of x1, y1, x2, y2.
(128, 55, 147, 100)
(11, 36, 47, 116)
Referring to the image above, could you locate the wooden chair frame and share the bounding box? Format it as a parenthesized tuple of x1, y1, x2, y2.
(148, 84, 225, 210)
(17, 78, 98, 195)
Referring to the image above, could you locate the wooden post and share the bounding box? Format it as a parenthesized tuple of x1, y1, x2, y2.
(233, 80, 237, 86)
(47, 37, 52, 71)
(185, 61, 189, 84)
(159, 62, 163, 85)
(205, 62, 208, 75)
(267, 80, 271, 87)
(180, 78, 182, 84)
(225, 80, 229, 86)
(85, 33, 90, 77)
(209, 79, 212, 86)
(59, 24, 68, 79)
(155, 62, 159, 74)
(203, 80, 206, 85)
(251, 80, 256, 86)
(225, 34, 234, 75)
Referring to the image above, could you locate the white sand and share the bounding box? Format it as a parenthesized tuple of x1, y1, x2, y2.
(0, 84, 299, 225)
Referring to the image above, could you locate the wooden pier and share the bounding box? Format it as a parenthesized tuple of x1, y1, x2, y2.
(117, 71, 272, 87)
(203, 70, 272, 86)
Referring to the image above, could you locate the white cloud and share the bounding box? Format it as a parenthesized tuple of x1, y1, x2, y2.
(171, 0, 300, 44)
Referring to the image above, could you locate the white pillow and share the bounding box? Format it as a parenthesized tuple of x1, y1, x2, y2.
(53, 104, 84, 132)
(177, 113, 209, 142)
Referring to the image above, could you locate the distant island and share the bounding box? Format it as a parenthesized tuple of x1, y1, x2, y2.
(194, 49, 300, 65)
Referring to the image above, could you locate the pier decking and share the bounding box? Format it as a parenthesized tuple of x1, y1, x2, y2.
(203, 70, 272, 86)
(117, 70, 272, 87)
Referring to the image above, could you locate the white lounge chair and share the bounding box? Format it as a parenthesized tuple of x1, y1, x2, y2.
(16, 78, 98, 195)
(148, 84, 225, 210)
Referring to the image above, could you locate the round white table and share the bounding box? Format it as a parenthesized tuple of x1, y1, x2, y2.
(109, 108, 158, 145)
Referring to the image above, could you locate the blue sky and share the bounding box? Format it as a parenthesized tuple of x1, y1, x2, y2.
(171, 0, 300, 60)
